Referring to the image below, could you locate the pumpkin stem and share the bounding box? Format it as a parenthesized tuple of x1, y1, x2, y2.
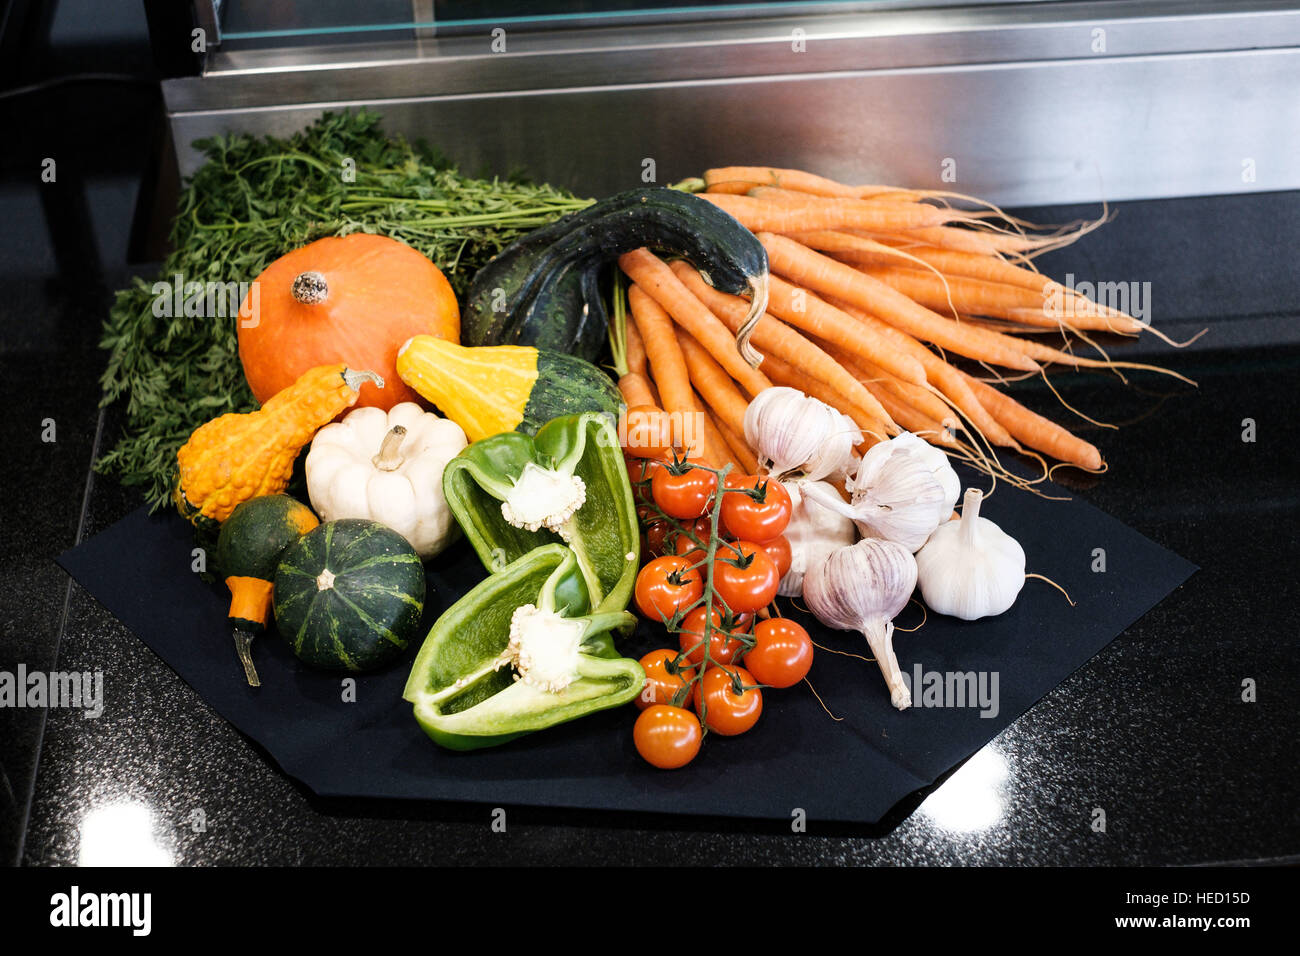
(373, 425, 408, 471)
(316, 568, 337, 591)
(341, 367, 385, 392)
(291, 271, 329, 305)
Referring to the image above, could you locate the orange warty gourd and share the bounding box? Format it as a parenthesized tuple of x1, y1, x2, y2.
(237, 234, 459, 409)
(174, 364, 383, 527)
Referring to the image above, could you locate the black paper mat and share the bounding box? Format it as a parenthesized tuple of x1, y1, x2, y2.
(57, 481, 1195, 823)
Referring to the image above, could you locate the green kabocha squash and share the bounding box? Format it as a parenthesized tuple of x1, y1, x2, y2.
(273, 519, 426, 672)
(215, 494, 320, 686)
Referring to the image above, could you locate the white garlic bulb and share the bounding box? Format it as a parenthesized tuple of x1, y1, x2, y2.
(908, 434, 961, 518)
(822, 432, 959, 552)
(916, 488, 1025, 620)
(777, 479, 857, 598)
(743, 387, 858, 481)
(803, 537, 918, 710)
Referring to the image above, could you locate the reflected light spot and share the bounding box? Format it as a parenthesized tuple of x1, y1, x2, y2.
(919, 746, 1008, 833)
(78, 802, 173, 867)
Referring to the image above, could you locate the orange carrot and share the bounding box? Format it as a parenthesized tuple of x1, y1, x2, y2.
(700, 192, 951, 234)
(676, 330, 751, 442)
(697, 398, 742, 472)
(963, 373, 1104, 471)
(826, 238, 1054, 294)
(762, 274, 927, 385)
(618, 371, 657, 409)
(668, 261, 897, 430)
(619, 249, 772, 397)
(625, 314, 649, 376)
(861, 226, 1005, 257)
(823, 294, 1015, 448)
(704, 166, 921, 200)
(748, 186, 922, 210)
(859, 265, 1141, 334)
(628, 284, 695, 422)
(829, 345, 957, 428)
(758, 349, 888, 448)
(711, 413, 760, 474)
(759, 233, 1041, 372)
(863, 382, 958, 447)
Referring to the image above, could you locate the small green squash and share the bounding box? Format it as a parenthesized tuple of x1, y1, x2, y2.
(217, 494, 320, 584)
(215, 494, 320, 686)
(273, 518, 426, 672)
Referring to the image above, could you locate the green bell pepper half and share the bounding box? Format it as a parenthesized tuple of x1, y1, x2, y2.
(441, 412, 639, 616)
(402, 543, 643, 751)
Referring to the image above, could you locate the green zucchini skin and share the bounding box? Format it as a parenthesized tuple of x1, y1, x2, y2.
(273, 519, 426, 672)
(216, 494, 318, 581)
(518, 350, 623, 436)
(461, 188, 767, 362)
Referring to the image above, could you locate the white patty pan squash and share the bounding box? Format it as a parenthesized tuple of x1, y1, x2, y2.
(305, 403, 468, 559)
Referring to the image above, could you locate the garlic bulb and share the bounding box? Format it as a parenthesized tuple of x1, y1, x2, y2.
(812, 432, 958, 552)
(803, 537, 918, 710)
(916, 488, 1025, 620)
(743, 387, 858, 481)
(777, 479, 856, 597)
(909, 434, 961, 518)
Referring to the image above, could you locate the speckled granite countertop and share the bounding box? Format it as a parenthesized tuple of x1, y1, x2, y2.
(4, 191, 1298, 867)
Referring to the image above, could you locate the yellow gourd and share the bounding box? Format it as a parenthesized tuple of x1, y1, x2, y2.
(395, 336, 622, 443)
(174, 365, 383, 527)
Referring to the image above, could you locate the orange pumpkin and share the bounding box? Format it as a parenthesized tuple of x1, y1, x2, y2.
(237, 234, 459, 409)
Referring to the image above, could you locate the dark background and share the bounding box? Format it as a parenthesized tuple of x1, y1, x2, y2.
(1, 1, 1296, 866)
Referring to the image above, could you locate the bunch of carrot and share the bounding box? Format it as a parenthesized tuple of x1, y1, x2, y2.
(612, 165, 1192, 483)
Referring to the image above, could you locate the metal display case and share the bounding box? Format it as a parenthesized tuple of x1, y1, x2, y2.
(152, 1, 1300, 205)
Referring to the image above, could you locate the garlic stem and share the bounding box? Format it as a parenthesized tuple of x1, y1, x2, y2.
(960, 487, 982, 547)
(863, 619, 911, 710)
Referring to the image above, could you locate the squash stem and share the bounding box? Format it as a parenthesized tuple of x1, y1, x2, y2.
(373, 425, 408, 471)
(233, 628, 261, 687)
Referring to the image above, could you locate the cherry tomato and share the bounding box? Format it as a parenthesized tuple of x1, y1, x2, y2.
(744, 618, 814, 688)
(669, 518, 711, 565)
(634, 555, 704, 622)
(652, 465, 718, 520)
(677, 605, 751, 667)
(622, 405, 676, 460)
(638, 507, 671, 558)
(634, 705, 703, 769)
(720, 476, 792, 542)
(636, 649, 697, 711)
(755, 534, 792, 580)
(626, 455, 665, 505)
(712, 540, 780, 615)
(672, 535, 705, 567)
(693, 665, 763, 736)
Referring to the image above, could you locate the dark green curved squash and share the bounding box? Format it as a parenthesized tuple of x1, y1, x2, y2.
(460, 187, 768, 362)
(273, 519, 426, 672)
